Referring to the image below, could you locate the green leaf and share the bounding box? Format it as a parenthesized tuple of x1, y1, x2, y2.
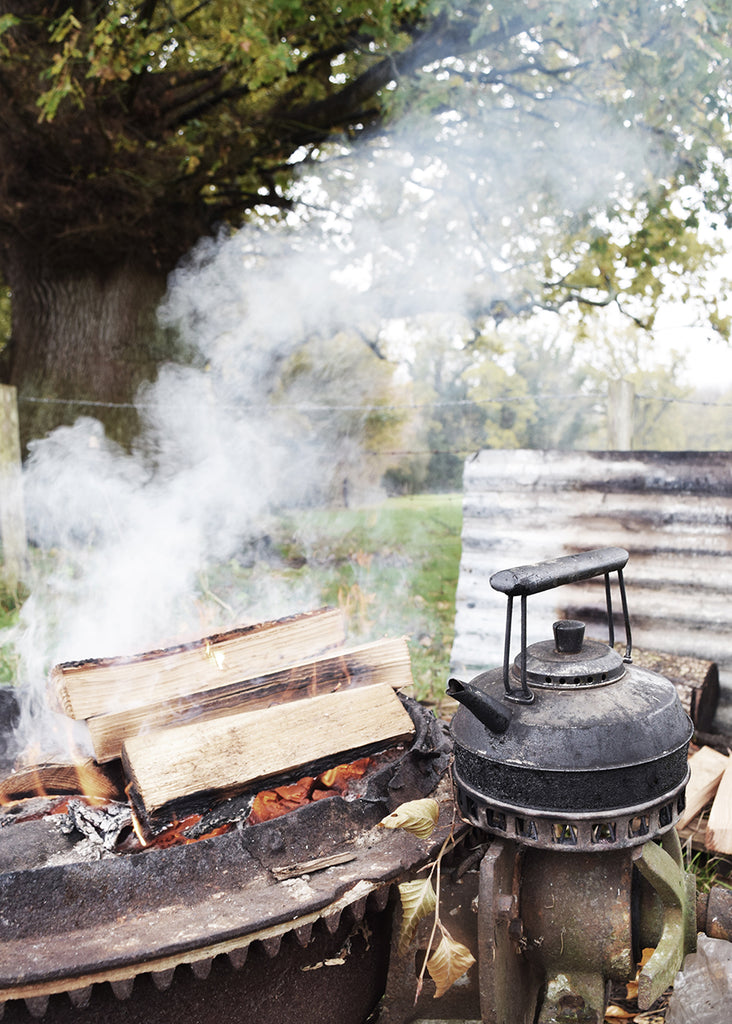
(49, 10, 82, 45)
(0, 14, 19, 34)
(396, 877, 436, 954)
(378, 798, 439, 838)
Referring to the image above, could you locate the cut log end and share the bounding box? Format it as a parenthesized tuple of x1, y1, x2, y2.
(614, 644, 719, 730)
(0, 760, 122, 804)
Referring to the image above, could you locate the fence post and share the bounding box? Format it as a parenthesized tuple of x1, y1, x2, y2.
(607, 379, 634, 450)
(0, 384, 27, 593)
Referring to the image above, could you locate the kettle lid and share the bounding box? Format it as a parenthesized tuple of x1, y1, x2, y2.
(516, 619, 625, 689)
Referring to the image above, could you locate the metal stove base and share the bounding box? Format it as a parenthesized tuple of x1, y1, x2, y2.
(476, 830, 696, 1024)
(0, 696, 453, 1018)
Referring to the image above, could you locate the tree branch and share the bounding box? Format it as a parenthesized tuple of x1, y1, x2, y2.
(279, 12, 528, 142)
(135, 0, 159, 25)
(159, 78, 250, 130)
(154, 0, 215, 32)
(156, 65, 230, 126)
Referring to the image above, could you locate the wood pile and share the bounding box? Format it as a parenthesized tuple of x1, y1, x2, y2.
(48, 607, 416, 833)
(608, 644, 731, 855)
(677, 745, 732, 855)
(622, 648, 732, 856)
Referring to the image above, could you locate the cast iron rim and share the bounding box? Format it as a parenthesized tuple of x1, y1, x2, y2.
(453, 770, 689, 852)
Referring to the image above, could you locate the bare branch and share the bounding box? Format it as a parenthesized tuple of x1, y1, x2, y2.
(136, 0, 159, 25)
(279, 12, 528, 140)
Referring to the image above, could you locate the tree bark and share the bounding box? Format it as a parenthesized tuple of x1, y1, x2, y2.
(1, 250, 177, 453)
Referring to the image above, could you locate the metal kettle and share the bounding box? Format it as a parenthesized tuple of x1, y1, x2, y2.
(448, 547, 693, 850)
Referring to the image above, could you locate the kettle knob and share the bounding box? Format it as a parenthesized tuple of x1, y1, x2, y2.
(553, 620, 585, 654)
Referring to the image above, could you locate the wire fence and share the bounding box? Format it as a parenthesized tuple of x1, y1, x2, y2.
(16, 391, 732, 412)
(2, 382, 731, 589)
(14, 387, 731, 463)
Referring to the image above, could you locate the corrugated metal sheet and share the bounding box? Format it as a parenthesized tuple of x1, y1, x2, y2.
(450, 450, 732, 730)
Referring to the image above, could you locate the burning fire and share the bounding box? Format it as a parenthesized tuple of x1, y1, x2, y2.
(136, 813, 231, 849)
(1, 747, 375, 852)
(203, 639, 226, 671)
(116, 756, 374, 848)
(0, 757, 120, 807)
(248, 757, 372, 824)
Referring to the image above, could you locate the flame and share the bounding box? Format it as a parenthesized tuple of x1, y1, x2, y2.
(0, 754, 119, 807)
(125, 784, 149, 846)
(249, 757, 372, 825)
(203, 640, 226, 671)
(73, 760, 117, 805)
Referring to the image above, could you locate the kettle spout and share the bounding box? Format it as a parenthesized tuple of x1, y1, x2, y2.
(447, 678, 511, 734)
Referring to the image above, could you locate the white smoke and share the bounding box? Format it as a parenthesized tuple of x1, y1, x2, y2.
(3, 33, 678, 759)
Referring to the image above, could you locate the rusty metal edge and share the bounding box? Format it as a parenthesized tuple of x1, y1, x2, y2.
(0, 877, 384, 1003)
(0, 776, 459, 1006)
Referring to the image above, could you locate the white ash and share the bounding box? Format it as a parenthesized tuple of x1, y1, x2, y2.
(59, 799, 132, 853)
(0, 795, 66, 827)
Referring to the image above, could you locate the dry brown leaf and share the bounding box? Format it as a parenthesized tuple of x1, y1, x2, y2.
(605, 1006, 635, 1020)
(379, 798, 439, 839)
(426, 929, 476, 998)
(396, 877, 437, 955)
(624, 947, 657, 999)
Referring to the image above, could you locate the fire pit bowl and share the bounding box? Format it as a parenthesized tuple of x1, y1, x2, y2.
(0, 695, 451, 1024)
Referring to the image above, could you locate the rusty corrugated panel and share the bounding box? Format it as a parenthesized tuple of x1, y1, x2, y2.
(450, 450, 732, 730)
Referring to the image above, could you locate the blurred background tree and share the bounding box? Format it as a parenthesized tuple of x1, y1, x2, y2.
(0, 1, 730, 453)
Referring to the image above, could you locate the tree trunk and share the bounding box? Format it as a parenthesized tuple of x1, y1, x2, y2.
(1, 252, 178, 454)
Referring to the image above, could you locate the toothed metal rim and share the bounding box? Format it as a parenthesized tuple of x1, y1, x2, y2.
(0, 878, 386, 1008)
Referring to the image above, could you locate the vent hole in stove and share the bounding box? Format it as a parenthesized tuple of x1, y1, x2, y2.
(486, 809, 507, 832)
(659, 802, 674, 828)
(591, 821, 617, 845)
(551, 822, 578, 846)
(515, 817, 538, 842)
(628, 814, 650, 839)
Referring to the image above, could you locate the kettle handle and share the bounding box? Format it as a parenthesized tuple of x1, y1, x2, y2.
(489, 547, 632, 704)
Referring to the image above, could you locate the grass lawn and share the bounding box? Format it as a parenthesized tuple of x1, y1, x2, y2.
(0, 587, 20, 685)
(274, 492, 464, 706)
(0, 492, 464, 707)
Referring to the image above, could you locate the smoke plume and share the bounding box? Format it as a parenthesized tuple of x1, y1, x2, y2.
(3, 25, 678, 759)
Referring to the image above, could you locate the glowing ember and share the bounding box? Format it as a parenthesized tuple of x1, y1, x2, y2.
(142, 813, 229, 849)
(248, 756, 372, 824)
(0, 754, 379, 851)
